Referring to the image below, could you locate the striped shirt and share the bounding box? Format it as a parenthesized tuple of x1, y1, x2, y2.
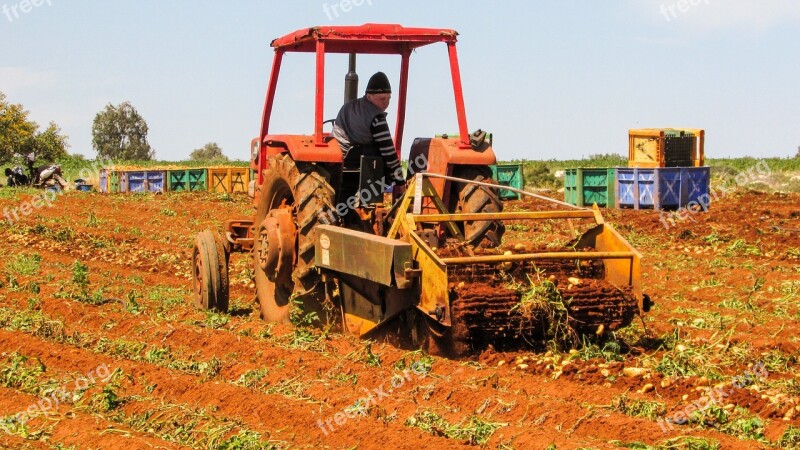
(370, 116, 403, 184)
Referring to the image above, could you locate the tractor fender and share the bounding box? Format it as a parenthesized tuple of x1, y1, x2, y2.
(252, 135, 344, 208)
(407, 137, 498, 201)
(263, 135, 343, 163)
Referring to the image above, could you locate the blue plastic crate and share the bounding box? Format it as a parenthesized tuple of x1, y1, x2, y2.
(121, 171, 166, 193)
(615, 167, 710, 210)
(146, 171, 166, 193)
(683, 167, 712, 207)
(123, 171, 146, 193)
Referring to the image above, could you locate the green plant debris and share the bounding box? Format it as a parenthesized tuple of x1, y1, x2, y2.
(405, 410, 506, 446)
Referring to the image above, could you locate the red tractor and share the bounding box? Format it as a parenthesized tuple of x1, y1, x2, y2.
(193, 24, 646, 354)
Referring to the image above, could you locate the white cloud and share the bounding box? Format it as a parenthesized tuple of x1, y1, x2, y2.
(632, 0, 800, 31)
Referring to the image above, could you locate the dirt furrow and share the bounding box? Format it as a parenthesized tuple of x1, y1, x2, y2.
(0, 329, 473, 449)
(0, 377, 186, 449)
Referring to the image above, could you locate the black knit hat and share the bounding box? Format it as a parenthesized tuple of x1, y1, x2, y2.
(365, 72, 391, 94)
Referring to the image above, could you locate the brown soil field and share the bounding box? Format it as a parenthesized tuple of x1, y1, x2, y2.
(0, 188, 799, 449)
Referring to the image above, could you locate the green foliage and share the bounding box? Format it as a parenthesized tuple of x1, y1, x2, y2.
(363, 342, 382, 367)
(611, 394, 667, 420)
(55, 154, 109, 181)
(707, 157, 800, 173)
(0, 91, 36, 162)
(33, 121, 70, 163)
(5, 253, 42, 276)
(203, 311, 229, 329)
(405, 410, 506, 446)
(512, 274, 575, 348)
(54, 260, 95, 303)
(394, 350, 435, 374)
(507, 154, 627, 189)
(86, 212, 100, 227)
(613, 437, 720, 450)
(523, 162, 559, 189)
(573, 338, 624, 362)
(29, 223, 75, 243)
(0, 91, 69, 164)
(119, 403, 285, 449)
(234, 368, 269, 389)
(190, 142, 229, 162)
(0, 353, 46, 392)
(144, 346, 170, 364)
(217, 430, 280, 450)
(91, 101, 154, 160)
(92, 384, 123, 412)
(719, 411, 766, 442)
(651, 344, 721, 380)
(689, 404, 730, 428)
(72, 260, 90, 291)
(125, 290, 142, 315)
(779, 426, 800, 448)
(285, 297, 325, 350)
(722, 239, 763, 257)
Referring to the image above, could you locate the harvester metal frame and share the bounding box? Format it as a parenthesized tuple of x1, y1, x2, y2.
(411, 173, 644, 328)
(311, 171, 647, 339)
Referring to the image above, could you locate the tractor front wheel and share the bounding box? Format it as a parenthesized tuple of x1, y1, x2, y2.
(192, 230, 229, 312)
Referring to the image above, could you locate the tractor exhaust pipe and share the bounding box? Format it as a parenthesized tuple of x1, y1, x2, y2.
(344, 53, 358, 103)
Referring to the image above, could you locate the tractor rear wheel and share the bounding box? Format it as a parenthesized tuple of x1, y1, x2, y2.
(192, 230, 229, 312)
(450, 166, 505, 247)
(253, 153, 337, 324)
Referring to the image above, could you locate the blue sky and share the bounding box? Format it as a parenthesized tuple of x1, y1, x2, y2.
(1, 0, 799, 161)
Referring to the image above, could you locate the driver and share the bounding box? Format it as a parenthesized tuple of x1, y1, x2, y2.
(332, 72, 404, 188)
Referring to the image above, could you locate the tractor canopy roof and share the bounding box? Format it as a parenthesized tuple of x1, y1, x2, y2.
(270, 23, 459, 54)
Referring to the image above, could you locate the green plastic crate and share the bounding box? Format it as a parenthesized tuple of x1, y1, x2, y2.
(99, 170, 120, 193)
(564, 168, 616, 207)
(490, 164, 523, 200)
(168, 169, 208, 192)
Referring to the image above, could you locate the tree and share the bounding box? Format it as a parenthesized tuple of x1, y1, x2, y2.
(0, 91, 69, 164)
(190, 142, 229, 161)
(91, 101, 154, 160)
(34, 122, 70, 163)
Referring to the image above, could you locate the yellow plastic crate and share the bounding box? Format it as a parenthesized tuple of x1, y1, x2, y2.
(208, 167, 250, 193)
(628, 128, 705, 168)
